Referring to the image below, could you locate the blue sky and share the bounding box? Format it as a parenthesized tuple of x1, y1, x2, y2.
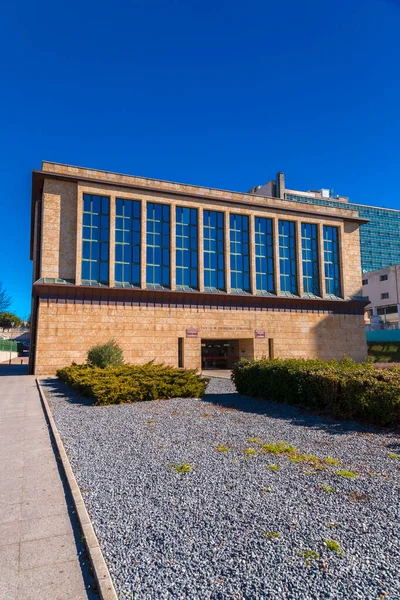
(1, 0, 400, 317)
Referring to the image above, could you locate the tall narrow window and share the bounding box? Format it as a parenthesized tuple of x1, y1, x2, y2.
(323, 225, 341, 297)
(115, 199, 141, 287)
(176, 207, 198, 290)
(82, 194, 109, 285)
(301, 223, 319, 296)
(278, 220, 297, 294)
(146, 203, 170, 289)
(203, 210, 225, 291)
(230, 214, 250, 293)
(255, 217, 274, 294)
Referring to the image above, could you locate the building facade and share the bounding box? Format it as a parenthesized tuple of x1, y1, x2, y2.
(30, 162, 368, 375)
(362, 265, 400, 325)
(251, 173, 400, 273)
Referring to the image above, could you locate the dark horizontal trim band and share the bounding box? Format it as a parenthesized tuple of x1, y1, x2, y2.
(33, 283, 367, 316)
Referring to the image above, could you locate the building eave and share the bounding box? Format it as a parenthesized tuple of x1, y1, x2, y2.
(32, 282, 369, 314)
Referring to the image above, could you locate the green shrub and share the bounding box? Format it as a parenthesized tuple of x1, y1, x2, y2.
(231, 357, 400, 427)
(57, 362, 207, 405)
(87, 339, 124, 368)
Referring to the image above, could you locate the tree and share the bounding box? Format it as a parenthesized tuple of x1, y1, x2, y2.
(0, 282, 12, 313)
(0, 312, 22, 328)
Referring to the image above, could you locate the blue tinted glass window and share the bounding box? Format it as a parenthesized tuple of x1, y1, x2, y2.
(82, 194, 109, 285)
(323, 226, 341, 297)
(255, 217, 274, 294)
(230, 214, 250, 293)
(176, 207, 198, 290)
(278, 220, 297, 294)
(203, 210, 225, 291)
(146, 203, 170, 288)
(285, 193, 400, 273)
(115, 199, 141, 286)
(301, 223, 319, 296)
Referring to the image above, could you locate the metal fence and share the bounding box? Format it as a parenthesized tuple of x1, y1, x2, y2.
(0, 340, 23, 352)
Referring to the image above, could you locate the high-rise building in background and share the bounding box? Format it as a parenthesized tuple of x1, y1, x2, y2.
(250, 173, 400, 273)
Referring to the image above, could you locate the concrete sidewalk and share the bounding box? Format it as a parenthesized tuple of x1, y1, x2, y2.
(0, 365, 98, 600)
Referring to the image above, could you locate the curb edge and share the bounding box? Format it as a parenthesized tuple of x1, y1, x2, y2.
(36, 378, 118, 600)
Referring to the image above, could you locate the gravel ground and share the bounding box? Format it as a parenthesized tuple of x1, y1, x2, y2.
(43, 377, 400, 600)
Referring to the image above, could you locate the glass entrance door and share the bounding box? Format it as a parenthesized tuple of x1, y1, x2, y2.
(201, 339, 240, 370)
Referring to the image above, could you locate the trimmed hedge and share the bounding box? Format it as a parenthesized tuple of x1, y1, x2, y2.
(232, 357, 400, 427)
(57, 363, 207, 405)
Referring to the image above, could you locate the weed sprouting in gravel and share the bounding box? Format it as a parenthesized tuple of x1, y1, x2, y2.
(336, 469, 357, 478)
(264, 531, 281, 539)
(215, 444, 230, 453)
(248, 437, 261, 443)
(388, 452, 400, 460)
(267, 464, 280, 472)
(297, 549, 319, 563)
(244, 447, 257, 455)
(289, 453, 320, 465)
(263, 486, 272, 493)
(324, 456, 340, 466)
(172, 463, 193, 474)
(261, 441, 296, 455)
(322, 484, 335, 493)
(324, 539, 343, 554)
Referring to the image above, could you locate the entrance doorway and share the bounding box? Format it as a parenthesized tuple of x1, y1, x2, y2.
(201, 339, 240, 370)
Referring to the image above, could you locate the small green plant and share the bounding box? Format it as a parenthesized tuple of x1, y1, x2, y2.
(267, 464, 280, 472)
(244, 447, 257, 455)
(297, 549, 319, 561)
(324, 539, 343, 554)
(289, 453, 320, 465)
(336, 469, 357, 479)
(261, 441, 296, 455)
(322, 484, 335, 493)
(388, 452, 400, 460)
(264, 531, 281, 539)
(173, 463, 193, 474)
(325, 456, 340, 466)
(215, 444, 230, 453)
(248, 437, 261, 443)
(87, 339, 124, 368)
(263, 486, 272, 492)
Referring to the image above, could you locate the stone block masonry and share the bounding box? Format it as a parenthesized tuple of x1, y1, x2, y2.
(34, 297, 367, 375)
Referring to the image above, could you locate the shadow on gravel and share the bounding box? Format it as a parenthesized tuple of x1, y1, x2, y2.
(40, 377, 95, 406)
(202, 391, 382, 436)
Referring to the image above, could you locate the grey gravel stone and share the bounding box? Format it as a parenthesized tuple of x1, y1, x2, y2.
(42, 376, 400, 600)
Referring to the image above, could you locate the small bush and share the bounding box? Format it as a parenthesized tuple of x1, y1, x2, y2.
(87, 339, 124, 368)
(57, 362, 207, 405)
(231, 357, 400, 427)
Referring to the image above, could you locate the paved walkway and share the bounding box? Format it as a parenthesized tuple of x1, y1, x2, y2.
(202, 369, 232, 379)
(0, 365, 97, 600)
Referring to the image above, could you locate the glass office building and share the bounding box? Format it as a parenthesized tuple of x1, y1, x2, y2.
(285, 193, 400, 273)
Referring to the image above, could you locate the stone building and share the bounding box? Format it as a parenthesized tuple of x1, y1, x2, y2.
(29, 162, 368, 375)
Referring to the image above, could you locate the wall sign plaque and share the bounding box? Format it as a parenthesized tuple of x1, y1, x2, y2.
(186, 328, 199, 338)
(255, 330, 266, 339)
